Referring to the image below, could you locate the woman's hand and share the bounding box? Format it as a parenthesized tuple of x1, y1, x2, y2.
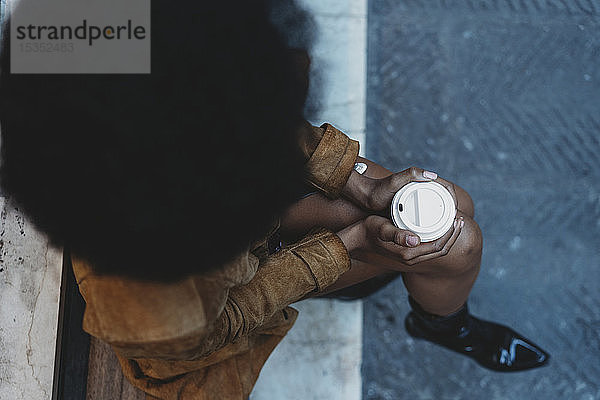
(337, 214, 464, 267)
(343, 165, 458, 214)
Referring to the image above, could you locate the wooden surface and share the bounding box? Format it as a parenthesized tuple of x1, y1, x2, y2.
(86, 336, 148, 400)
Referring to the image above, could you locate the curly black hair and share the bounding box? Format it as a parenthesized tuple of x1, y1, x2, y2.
(0, 1, 316, 281)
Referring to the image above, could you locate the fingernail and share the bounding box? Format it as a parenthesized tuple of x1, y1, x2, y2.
(453, 219, 458, 228)
(460, 220, 465, 228)
(423, 170, 438, 180)
(406, 235, 419, 246)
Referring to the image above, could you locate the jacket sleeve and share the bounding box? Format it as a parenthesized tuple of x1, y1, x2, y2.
(183, 228, 351, 359)
(297, 121, 360, 198)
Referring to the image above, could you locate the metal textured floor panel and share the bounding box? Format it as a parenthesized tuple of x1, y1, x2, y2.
(364, 1, 600, 399)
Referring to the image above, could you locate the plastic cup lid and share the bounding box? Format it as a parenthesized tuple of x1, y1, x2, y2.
(390, 181, 456, 242)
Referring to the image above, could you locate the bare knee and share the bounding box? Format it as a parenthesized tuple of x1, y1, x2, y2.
(420, 213, 482, 276)
(455, 185, 475, 219)
(447, 214, 482, 275)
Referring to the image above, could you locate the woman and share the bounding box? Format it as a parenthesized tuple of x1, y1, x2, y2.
(0, 1, 548, 399)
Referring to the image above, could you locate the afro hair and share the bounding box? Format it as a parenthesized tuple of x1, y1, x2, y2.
(0, 0, 316, 281)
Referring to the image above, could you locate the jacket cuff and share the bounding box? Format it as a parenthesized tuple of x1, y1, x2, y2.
(305, 123, 360, 199)
(289, 228, 351, 292)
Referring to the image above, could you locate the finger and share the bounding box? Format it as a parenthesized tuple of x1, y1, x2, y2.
(401, 216, 462, 261)
(440, 217, 463, 252)
(375, 217, 421, 247)
(404, 217, 464, 265)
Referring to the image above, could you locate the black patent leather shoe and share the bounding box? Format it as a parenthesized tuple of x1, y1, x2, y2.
(405, 297, 550, 372)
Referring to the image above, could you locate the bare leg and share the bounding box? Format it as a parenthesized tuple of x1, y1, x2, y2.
(280, 158, 481, 316)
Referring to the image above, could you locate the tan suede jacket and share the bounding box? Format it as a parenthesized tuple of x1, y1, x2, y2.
(72, 122, 360, 400)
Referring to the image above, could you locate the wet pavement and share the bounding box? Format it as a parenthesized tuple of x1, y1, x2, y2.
(363, 1, 600, 399)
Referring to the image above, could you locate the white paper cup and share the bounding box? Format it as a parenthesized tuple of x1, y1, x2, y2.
(390, 181, 456, 242)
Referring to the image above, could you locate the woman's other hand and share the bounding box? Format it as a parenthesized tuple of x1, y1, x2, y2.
(337, 214, 464, 268)
(343, 163, 458, 214)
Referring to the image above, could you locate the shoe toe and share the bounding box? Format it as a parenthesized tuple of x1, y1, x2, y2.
(493, 331, 550, 371)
